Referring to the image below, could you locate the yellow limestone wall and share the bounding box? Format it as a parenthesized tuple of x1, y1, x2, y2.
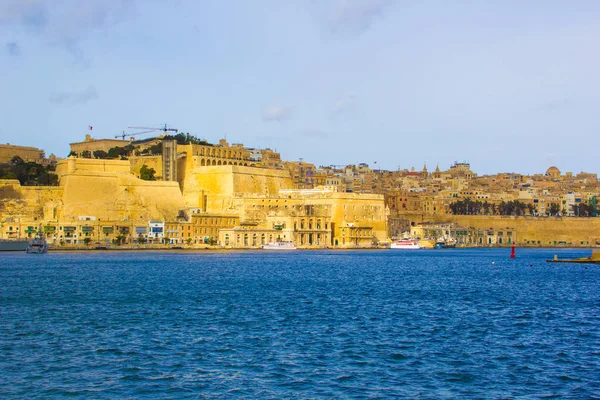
(54, 158, 184, 222)
(0, 179, 63, 220)
(327, 192, 388, 243)
(0, 144, 45, 163)
(128, 155, 163, 180)
(56, 157, 131, 176)
(423, 215, 600, 247)
(181, 165, 294, 211)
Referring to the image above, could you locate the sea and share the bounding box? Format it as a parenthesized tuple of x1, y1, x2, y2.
(1, 248, 599, 399)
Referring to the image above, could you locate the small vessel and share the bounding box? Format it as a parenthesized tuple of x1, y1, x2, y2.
(434, 241, 457, 249)
(390, 239, 423, 250)
(434, 236, 457, 249)
(26, 237, 48, 254)
(262, 241, 296, 250)
(0, 239, 30, 252)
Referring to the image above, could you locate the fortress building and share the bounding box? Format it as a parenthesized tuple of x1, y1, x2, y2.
(0, 144, 56, 166)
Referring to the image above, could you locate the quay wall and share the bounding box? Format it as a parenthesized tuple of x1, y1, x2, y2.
(422, 215, 600, 247)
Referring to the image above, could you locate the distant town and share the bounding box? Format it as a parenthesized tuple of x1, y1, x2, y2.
(1, 130, 599, 249)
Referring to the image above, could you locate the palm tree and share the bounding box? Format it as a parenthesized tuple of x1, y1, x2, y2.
(526, 203, 534, 216)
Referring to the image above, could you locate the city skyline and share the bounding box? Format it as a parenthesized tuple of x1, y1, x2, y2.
(1, 0, 599, 175)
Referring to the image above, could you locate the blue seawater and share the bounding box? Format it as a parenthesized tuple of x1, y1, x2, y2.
(1, 249, 600, 398)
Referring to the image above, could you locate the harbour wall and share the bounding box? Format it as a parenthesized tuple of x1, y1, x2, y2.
(421, 215, 600, 247)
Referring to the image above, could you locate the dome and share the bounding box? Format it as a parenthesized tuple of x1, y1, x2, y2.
(545, 166, 560, 177)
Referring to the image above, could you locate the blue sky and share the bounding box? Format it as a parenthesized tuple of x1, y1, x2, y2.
(1, 0, 599, 175)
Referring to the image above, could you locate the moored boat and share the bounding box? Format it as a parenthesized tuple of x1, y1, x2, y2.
(26, 237, 48, 254)
(262, 241, 296, 250)
(390, 239, 423, 250)
(434, 236, 457, 249)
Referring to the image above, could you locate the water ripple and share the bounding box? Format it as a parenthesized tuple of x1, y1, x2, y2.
(1, 249, 599, 398)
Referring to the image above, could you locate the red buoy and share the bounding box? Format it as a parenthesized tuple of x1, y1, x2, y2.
(510, 244, 516, 259)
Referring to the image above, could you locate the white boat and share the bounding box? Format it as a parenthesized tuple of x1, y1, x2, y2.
(262, 241, 296, 250)
(390, 239, 423, 250)
(26, 237, 48, 254)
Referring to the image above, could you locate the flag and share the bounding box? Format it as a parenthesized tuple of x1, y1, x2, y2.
(89, 125, 93, 131)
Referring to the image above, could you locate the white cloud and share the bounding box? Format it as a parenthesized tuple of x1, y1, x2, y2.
(0, 0, 135, 59)
(49, 86, 98, 105)
(314, 0, 394, 38)
(0, 0, 46, 27)
(262, 106, 291, 122)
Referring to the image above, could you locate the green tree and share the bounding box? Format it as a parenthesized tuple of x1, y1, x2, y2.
(93, 150, 109, 159)
(139, 164, 156, 181)
(10, 156, 24, 165)
(108, 146, 125, 158)
(526, 203, 534, 215)
(83, 237, 92, 246)
(81, 150, 92, 158)
(113, 234, 126, 245)
(149, 143, 162, 155)
(483, 201, 490, 215)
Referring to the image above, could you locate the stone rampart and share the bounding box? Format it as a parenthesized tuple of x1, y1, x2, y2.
(182, 165, 293, 210)
(423, 215, 600, 247)
(60, 173, 184, 221)
(56, 157, 131, 177)
(128, 155, 163, 179)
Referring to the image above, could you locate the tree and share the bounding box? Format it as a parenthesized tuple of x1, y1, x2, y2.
(113, 234, 126, 245)
(10, 156, 24, 165)
(83, 237, 92, 246)
(186, 237, 193, 246)
(93, 150, 109, 159)
(526, 203, 534, 215)
(137, 236, 147, 244)
(163, 133, 211, 146)
(549, 203, 561, 216)
(81, 150, 92, 159)
(149, 143, 162, 155)
(139, 164, 156, 181)
(483, 201, 490, 215)
(2, 159, 58, 186)
(108, 146, 125, 159)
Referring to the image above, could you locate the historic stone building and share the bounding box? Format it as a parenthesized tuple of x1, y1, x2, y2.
(0, 144, 55, 165)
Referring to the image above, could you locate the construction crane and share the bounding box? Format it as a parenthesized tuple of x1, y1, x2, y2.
(128, 123, 178, 135)
(114, 130, 156, 140)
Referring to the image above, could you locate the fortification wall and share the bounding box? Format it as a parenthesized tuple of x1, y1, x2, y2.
(423, 215, 600, 247)
(56, 157, 131, 177)
(182, 165, 293, 211)
(128, 155, 163, 179)
(60, 173, 184, 222)
(2, 156, 185, 225)
(0, 179, 63, 220)
(0, 144, 45, 163)
(69, 137, 130, 154)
